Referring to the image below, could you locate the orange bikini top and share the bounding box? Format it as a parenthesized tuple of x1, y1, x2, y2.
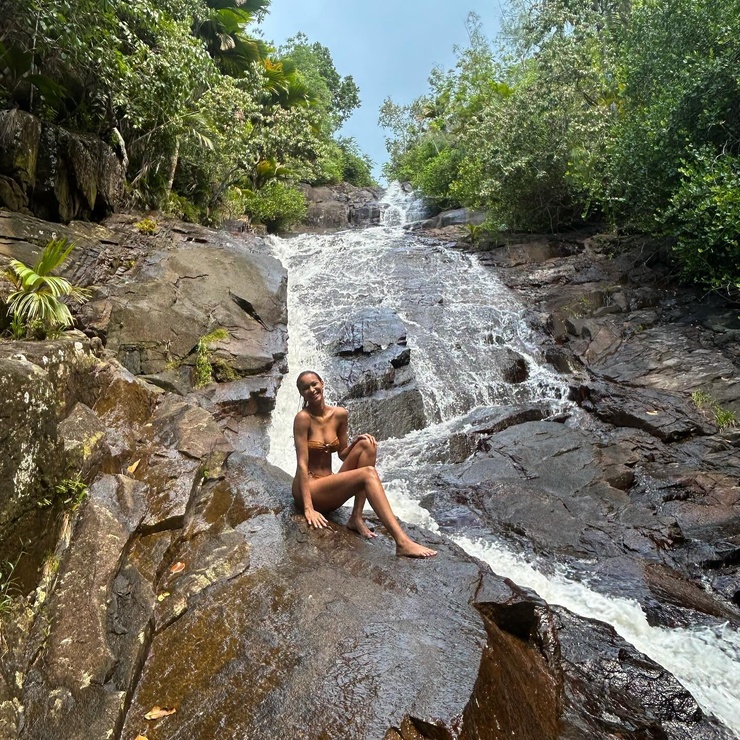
(307, 438, 341, 454)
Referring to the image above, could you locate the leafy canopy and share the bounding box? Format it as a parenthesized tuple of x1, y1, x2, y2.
(0, 0, 373, 228)
(380, 1, 740, 291)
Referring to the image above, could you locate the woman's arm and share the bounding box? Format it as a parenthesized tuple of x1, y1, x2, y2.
(336, 408, 353, 461)
(293, 412, 328, 528)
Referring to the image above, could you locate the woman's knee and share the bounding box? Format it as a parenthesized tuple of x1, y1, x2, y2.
(356, 437, 377, 460)
(356, 437, 374, 452)
(361, 465, 379, 484)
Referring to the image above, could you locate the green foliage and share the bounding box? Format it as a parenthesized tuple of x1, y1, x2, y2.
(662, 149, 740, 292)
(243, 181, 307, 233)
(313, 138, 375, 187)
(336, 138, 375, 187)
(56, 475, 89, 511)
(603, 0, 740, 231)
(459, 223, 486, 247)
(0, 1, 370, 218)
(279, 33, 360, 133)
(380, 2, 740, 288)
(194, 328, 229, 388)
(692, 390, 738, 431)
(134, 218, 158, 235)
(3, 238, 91, 338)
(194, 0, 271, 77)
(212, 357, 238, 382)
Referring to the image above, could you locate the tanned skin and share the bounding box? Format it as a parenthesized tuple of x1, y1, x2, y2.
(292, 371, 436, 558)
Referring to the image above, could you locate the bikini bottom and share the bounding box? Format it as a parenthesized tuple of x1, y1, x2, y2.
(308, 470, 333, 479)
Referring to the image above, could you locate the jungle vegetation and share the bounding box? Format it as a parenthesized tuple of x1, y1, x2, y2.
(0, 0, 374, 229)
(380, 0, 740, 293)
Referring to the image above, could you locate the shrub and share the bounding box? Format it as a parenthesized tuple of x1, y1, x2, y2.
(3, 238, 91, 338)
(663, 148, 740, 291)
(692, 389, 738, 430)
(56, 475, 89, 511)
(134, 218, 158, 235)
(243, 181, 307, 233)
(194, 328, 229, 389)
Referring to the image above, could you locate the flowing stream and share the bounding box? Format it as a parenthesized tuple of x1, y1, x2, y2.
(267, 183, 740, 736)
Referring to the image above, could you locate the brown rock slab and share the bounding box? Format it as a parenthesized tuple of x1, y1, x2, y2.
(20, 475, 147, 738)
(57, 402, 111, 478)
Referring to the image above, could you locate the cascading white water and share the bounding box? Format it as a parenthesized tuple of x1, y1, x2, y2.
(267, 187, 740, 737)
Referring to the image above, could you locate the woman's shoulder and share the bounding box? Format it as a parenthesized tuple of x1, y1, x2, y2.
(332, 405, 348, 420)
(293, 409, 311, 427)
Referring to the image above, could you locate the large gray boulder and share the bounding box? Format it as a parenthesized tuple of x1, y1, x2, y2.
(416, 409, 740, 629)
(299, 183, 385, 231)
(78, 221, 288, 415)
(319, 307, 426, 439)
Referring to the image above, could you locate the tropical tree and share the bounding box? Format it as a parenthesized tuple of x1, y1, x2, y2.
(193, 0, 272, 77)
(279, 33, 360, 132)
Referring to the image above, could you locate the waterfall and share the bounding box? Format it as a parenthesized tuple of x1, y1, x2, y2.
(266, 187, 740, 737)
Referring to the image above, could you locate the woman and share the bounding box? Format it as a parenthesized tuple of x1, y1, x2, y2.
(292, 370, 437, 558)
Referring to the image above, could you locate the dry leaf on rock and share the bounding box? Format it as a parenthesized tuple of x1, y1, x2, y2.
(127, 459, 141, 474)
(156, 592, 171, 602)
(646, 410, 660, 416)
(144, 706, 176, 720)
(135, 735, 149, 739)
(169, 561, 186, 574)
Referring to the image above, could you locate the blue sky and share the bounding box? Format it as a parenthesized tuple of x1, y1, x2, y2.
(259, 1, 502, 181)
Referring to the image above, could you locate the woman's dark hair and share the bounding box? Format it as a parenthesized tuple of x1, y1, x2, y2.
(296, 370, 323, 388)
(297, 370, 323, 408)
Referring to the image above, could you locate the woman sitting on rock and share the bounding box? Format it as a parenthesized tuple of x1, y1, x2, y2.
(292, 370, 437, 558)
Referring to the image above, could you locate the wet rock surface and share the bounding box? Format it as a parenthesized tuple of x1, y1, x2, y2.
(2, 209, 739, 739)
(406, 228, 740, 632)
(3, 439, 730, 739)
(0, 336, 101, 590)
(320, 307, 426, 440)
(0, 210, 141, 296)
(299, 182, 385, 231)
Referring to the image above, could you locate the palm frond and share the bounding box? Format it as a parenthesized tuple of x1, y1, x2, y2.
(36, 275, 75, 298)
(7, 260, 42, 290)
(4, 238, 88, 336)
(34, 238, 74, 275)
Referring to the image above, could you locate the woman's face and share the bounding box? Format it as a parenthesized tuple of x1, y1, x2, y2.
(298, 373, 323, 405)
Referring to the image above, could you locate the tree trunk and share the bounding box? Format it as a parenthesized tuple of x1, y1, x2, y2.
(165, 139, 180, 198)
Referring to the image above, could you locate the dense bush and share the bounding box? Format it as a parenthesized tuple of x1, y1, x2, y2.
(663, 148, 740, 291)
(243, 181, 307, 232)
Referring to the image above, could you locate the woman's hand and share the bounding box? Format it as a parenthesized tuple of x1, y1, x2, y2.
(304, 508, 328, 529)
(353, 433, 377, 449)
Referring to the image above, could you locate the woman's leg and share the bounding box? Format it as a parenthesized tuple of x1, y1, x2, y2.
(308, 466, 436, 558)
(339, 438, 377, 537)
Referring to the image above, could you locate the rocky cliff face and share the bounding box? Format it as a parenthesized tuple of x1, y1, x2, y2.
(299, 182, 385, 231)
(0, 380, 730, 738)
(409, 227, 740, 630)
(0, 211, 737, 739)
(0, 111, 124, 223)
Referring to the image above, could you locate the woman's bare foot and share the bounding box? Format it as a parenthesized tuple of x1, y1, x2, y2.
(396, 539, 437, 558)
(347, 516, 378, 539)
